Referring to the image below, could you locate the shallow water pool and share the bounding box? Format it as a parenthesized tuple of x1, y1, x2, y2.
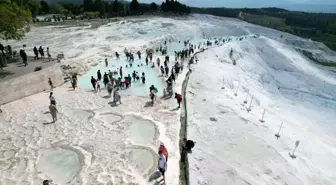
(37, 147, 80, 184)
(77, 35, 256, 97)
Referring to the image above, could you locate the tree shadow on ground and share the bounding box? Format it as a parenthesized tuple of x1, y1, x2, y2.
(144, 101, 154, 107)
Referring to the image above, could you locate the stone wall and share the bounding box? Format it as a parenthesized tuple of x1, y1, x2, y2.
(0, 64, 64, 105)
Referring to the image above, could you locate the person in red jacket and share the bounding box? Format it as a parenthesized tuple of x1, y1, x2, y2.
(175, 93, 182, 108)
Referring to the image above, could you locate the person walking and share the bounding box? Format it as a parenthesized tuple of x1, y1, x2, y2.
(47, 47, 53, 62)
(174, 93, 182, 108)
(107, 82, 113, 97)
(165, 65, 169, 77)
(113, 88, 121, 104)
(20, 49, 28, 66)
(33, 46, 39, 60)
(158, 150, 167, 184)
(48, 78, 54, 91)
(49, 103, 58, 122)
(158, 142, 169, 162)
(39, 46, 44, 57)
(49, 92, 56, 105)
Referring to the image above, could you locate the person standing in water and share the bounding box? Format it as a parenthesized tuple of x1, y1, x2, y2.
(137, 51, 141, 59)
(33, 46, 39, 60)
(91, 76, 97, 91)
(97, 70, 102, 81)
(132, 71, 136, 82)
(160, 66, 165, 76)
(170, 71, 175, 83)
(49, 103, 58, 122)
(119, 67, 123, 79)
(115, 52, 119, 59)
(157, 58, 160, 68)
(165, 65, 169, 77)
(108, 70, 113, 80)
(146, 57, 149, 66)
(141, 72, 146, 84)
(105, 58, 108, 67)
(103, 72, 109, 87)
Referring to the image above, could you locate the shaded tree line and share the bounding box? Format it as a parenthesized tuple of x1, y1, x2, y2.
(30, 0, 191, 17)
(192, 7, 336, 51)
(161, 0, 191, 13)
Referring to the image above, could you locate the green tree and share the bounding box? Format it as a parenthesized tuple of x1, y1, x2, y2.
(27, 1, 40, 17)
(0, 0, 32, 40)
(113, 0, 119, 13)
(130, 0, 139, 13)
(94, 0, 105, 15)
(40, 0, 49, 14)
(83, 0, 93, 12)
(161, 2, 166, 11)
(50, 3, 67, 14)
(150, 2, 157, 11)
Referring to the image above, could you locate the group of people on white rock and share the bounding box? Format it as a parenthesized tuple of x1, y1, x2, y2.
(43, 36, 249, 184)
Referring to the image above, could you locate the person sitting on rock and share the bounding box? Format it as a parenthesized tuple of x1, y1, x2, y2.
(184, 138, 195, 152)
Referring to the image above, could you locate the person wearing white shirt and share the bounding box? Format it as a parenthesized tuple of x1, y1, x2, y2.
(158, 150, 167, 177)
(49, 92, 56, 105)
